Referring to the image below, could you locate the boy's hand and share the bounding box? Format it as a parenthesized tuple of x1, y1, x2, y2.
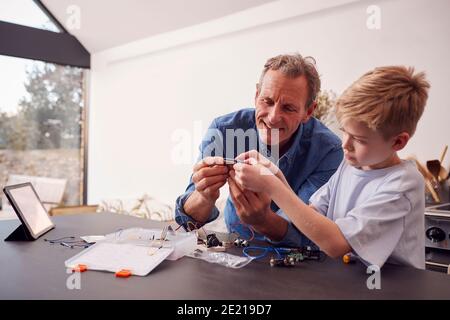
(230, 162, 274, 193)
(233, 150, 288, 192)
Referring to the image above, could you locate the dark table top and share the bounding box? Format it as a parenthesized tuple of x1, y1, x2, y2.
(1, 212, 449, 300)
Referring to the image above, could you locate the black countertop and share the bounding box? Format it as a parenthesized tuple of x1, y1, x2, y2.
(1, 213, 450, 299)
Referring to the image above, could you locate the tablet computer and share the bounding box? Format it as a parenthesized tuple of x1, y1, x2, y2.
(3, 182, 55, 240)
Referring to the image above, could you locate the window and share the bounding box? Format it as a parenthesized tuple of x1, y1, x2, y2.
(0, 0, 89, 213)
(0, 0, 61, 32)
(0, 55, 86, 207)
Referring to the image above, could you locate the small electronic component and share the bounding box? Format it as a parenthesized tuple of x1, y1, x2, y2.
(233, 238, 249, 247)
(224, 158, 238, 165)
(269, 256, 295, 267)
(223, 158, 246, 169)
(287, 246, 324, 260)
(223, 158, 246, 164)
(268, 246, 325, 267)
(342, 253, 357, 264)
(206, 233, 222, 248)
(286, 252, 305, 262)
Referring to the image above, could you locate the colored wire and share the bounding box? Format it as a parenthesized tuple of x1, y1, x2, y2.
(44, 236, 76, 243)
(243, 246, 291, 260)
(230, 221, 255, 242)
(60, 241, 92, 249)
(186, 220, 198, 232)
(44, 236, 92, 249)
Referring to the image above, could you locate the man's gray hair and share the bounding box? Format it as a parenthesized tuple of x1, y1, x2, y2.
(259, 53, 321, 109)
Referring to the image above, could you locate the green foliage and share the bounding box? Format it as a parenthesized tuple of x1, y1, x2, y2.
(0, 62, 84, 150)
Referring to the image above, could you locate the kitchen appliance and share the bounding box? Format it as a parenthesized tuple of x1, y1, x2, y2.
(425, 203, 450, 251)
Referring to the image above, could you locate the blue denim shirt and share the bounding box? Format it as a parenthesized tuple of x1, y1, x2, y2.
(175, 108, 343, 247)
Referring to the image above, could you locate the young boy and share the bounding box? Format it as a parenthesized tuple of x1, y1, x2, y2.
(230, 66, 430, 269)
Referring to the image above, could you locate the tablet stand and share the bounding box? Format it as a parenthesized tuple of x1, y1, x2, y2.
(4, 224, 33, 241)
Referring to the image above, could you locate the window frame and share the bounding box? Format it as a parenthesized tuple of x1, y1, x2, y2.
(0, 0, 90, 204)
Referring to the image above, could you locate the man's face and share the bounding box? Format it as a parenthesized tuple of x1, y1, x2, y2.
(340, 118, 400, 170)
(255, 70, 314, 148)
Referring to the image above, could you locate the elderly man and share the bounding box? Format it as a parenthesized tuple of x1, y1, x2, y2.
(175, 53, 343, 247)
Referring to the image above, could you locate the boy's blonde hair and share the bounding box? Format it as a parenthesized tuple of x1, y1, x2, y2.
(336, 66, 430, 138)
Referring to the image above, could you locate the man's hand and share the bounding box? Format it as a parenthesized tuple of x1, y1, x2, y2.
(192, 156, 229, 203)
(227, 174, 272, 227)
(228, 155, 289, 241)
(183, 156, 229, 223)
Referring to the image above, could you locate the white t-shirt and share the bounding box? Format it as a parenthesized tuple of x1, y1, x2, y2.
(309, 159, 425, 269)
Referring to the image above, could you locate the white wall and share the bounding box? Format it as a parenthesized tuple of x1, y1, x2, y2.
(88, 0, 450, 205)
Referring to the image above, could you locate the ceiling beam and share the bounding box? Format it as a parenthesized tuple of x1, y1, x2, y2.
(0, 21, 90, 68)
